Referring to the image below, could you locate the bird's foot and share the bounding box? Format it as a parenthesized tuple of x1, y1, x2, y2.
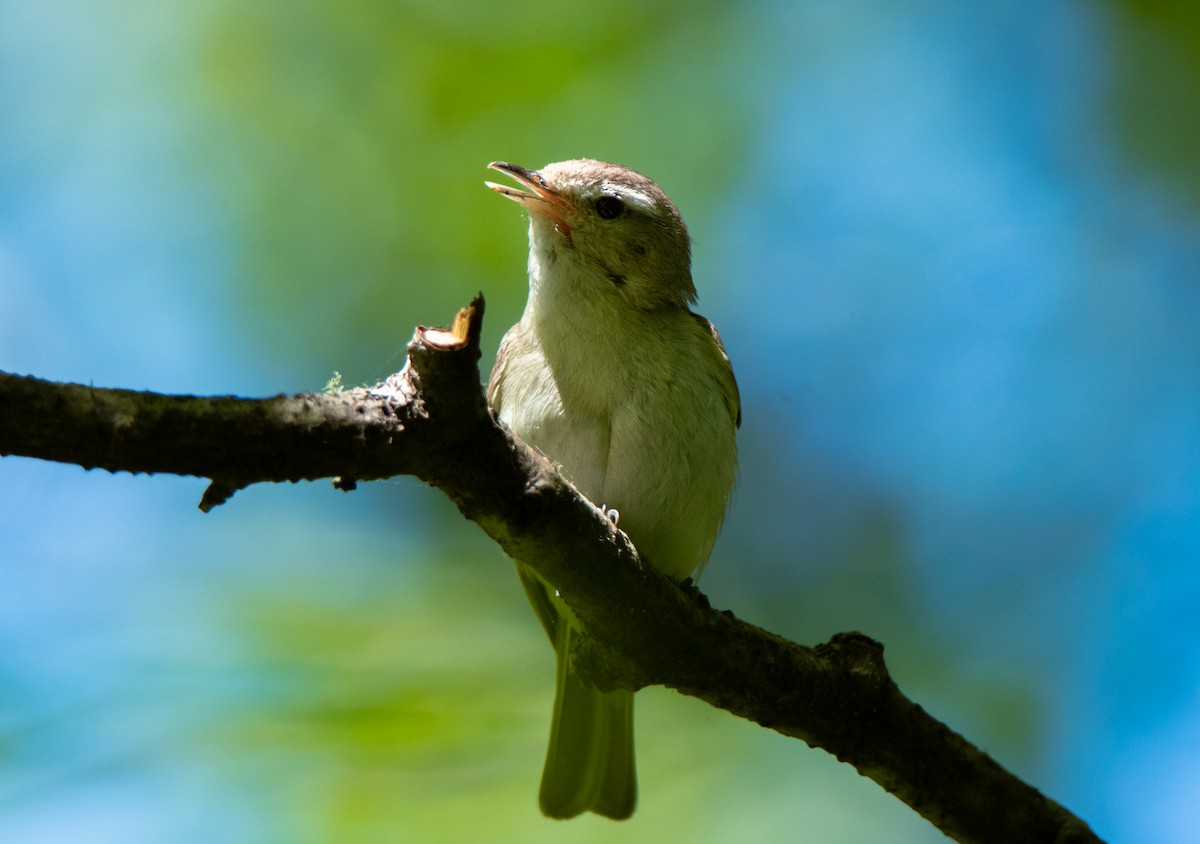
(597, 504, 620, 526)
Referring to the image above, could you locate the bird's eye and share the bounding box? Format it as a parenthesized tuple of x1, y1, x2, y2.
(594, 195, 625, 220)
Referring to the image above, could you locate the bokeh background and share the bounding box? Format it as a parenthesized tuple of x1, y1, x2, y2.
(2, 1, 1198, 841)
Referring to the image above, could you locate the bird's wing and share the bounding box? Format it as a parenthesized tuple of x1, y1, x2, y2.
(486, 327, 517, 413)
(690, 311, 741, 429)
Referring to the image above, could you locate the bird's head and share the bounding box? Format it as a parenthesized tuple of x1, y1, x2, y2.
(487, 159, 696, 309)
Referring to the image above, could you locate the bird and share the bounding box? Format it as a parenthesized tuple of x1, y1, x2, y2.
(484, 159, 740, 819)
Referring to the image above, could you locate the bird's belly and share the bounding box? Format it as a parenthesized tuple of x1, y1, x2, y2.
(504, 394, 728, 580)
(522, 415, 613, 503)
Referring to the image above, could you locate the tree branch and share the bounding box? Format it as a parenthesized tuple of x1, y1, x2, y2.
(0, 296, 1102, 844)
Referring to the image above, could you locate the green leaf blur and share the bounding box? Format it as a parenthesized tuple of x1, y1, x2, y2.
(197, 0, 759, 384)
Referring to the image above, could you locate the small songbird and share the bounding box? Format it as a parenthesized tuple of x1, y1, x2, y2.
(485, 159, 740, 819)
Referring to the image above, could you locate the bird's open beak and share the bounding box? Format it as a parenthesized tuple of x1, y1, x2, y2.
(486, 161, 573, 237)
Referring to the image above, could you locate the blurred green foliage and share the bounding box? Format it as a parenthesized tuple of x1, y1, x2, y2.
(1108, 0, 1200, 206)
(197, 0, 762, 384)
(198, 543, 939, 843)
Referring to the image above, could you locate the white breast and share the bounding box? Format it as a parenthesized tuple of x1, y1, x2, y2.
(495, 309, 736, 580)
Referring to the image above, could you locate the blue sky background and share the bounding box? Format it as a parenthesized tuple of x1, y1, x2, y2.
(2, 2, 1198, 842)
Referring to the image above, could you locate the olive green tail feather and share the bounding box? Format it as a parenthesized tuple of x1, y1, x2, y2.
(540, 622, 636, 820)
(517, 562, 637, 819)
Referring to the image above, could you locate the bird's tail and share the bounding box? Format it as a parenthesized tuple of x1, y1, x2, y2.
(539, 621, 636, 819)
